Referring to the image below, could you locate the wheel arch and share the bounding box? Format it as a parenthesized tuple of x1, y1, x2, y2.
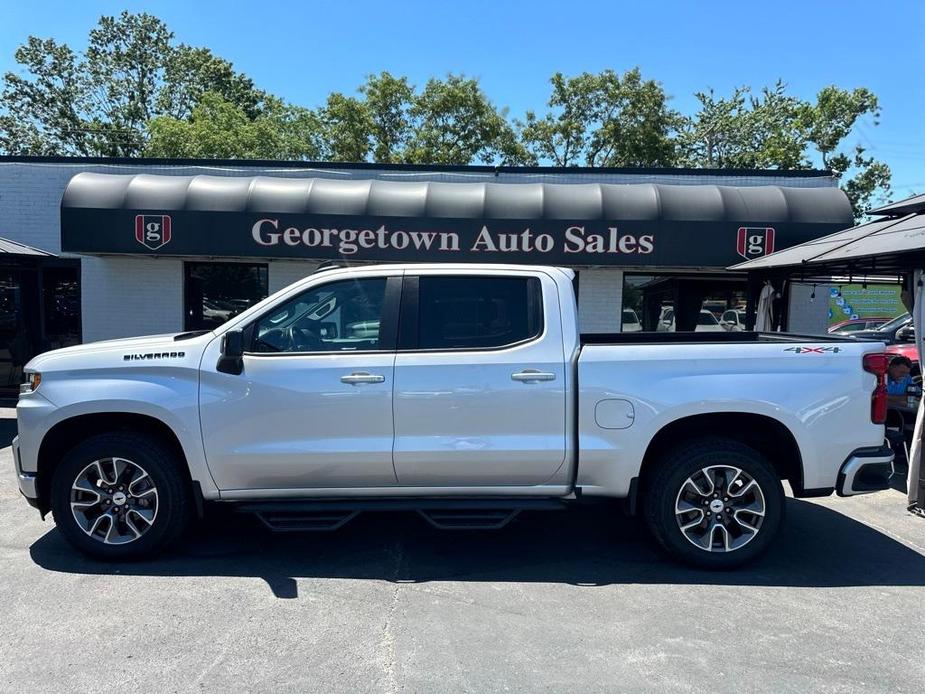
(637, 412, 804, 497)
(35, 412, 193, 516)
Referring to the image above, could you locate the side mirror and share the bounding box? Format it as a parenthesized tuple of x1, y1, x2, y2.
(898, 326, 916, 342)
(217, 329, 244, 375)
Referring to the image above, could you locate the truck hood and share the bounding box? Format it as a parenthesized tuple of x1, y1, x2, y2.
(25, 331, 215, 371)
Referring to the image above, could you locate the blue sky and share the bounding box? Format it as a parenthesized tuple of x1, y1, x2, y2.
(1, 0, 923, 195)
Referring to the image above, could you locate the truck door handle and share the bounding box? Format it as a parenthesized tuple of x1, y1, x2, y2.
(511, 370, 556, 383)
(340, 372, 385, 385)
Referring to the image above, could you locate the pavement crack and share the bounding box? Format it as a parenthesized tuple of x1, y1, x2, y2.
(380, 540, 405, 692)
(380, 538, 404, 693)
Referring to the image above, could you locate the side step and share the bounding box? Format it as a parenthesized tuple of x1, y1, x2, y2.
(251, 509, 360, 532)
(233, 498, 567, 533)
(417, 508, 520, 530)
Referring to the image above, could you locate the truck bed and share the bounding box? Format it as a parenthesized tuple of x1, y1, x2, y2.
(580, 331, 860, 345)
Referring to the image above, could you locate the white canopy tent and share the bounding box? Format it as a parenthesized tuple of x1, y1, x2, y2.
(732, 194, 925, 515)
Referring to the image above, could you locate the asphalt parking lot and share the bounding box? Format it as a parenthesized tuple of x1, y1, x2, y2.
(1, 415, 923, 693)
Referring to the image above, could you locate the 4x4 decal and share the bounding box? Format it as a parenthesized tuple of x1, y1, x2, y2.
(784, 346, 842, 354)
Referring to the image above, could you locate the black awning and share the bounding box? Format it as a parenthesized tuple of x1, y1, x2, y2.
(61, 173, 853, 267)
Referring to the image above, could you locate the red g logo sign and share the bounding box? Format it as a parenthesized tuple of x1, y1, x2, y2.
(736, 226, 775, 260)
(135, 215, 172, 250)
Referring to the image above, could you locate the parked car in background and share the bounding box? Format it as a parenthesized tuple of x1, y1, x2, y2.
(721, 310, 747, 332)
(828, 317, 891, 336)
(622, 309, 642, 332)
(657, 308, 726, 332)
(850, 313, 913, 345)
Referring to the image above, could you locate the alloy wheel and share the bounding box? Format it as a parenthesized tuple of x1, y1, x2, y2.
(69, 457, 159, 545)
(674, 465, 766, 553)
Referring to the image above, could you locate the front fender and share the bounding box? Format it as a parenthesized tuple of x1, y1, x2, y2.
(21, 369, 218, 499)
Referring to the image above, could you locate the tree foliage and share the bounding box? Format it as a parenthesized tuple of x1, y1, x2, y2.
(146, 93, 322, 160)
(519, 69, 681, 167)
(0, 12, 893, 215)
(315, 72, 524, 165)
(0, 11, 263, 156)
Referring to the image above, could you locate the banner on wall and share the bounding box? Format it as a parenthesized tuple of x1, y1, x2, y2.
(827, 284, 906, 325)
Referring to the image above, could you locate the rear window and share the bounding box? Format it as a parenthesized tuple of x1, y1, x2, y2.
(417, 276, 543, 350)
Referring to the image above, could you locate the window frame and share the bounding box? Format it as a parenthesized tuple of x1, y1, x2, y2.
(397, 274, 545, 353)
(242, 275, 402, 356)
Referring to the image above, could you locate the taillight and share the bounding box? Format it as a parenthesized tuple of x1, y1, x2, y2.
(863, 353, 889, 424)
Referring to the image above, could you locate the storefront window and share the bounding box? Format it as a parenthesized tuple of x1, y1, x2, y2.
(42, 266, 81, 350)
(184, 262, 268, 331)
(623, 274, 747, 332)
(0, 270, 25, 388)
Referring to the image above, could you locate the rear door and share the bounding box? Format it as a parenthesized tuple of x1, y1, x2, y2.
(392, 270, 567, 486)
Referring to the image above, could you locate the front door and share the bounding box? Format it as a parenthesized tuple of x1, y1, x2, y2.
(392, 272, 567, 486)
(200, 274, 401, 491)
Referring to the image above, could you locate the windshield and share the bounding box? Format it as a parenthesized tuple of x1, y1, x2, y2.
(876, 313, 911, 333)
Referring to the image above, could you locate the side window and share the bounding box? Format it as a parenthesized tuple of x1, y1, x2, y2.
(417, 276, 543, 350)
(251, 278, 387, 353)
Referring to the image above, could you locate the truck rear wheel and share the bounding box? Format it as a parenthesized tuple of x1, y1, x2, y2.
(51, 432, 192, 560)
(643, 437, 785, 569)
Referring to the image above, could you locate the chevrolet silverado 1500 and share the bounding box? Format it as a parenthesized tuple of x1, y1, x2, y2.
(14, 264, 894, 568)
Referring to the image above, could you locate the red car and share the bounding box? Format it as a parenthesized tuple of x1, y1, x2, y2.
(827, 317, 891, 335)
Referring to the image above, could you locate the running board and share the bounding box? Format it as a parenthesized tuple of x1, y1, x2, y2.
(232, 498, 566, 533)
(417, 508, 520, 530)
(251, 509, 360, 532)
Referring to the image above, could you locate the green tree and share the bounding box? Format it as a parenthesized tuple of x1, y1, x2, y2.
(680, 82, 807, 169)
(316, 72, 525, 165)
(317, 92, 373, 162)
(799, 86, 890, 215)
(681, 83, 890, 217)
(519, 69, 681, 167)
(0, 11, 265, 156)
(146, 92, 322, 160)
(405, 74, 522, 165)
(360, 72, 414, 163)
(157, 45, 265, 121)
(0, 37, 91, 155)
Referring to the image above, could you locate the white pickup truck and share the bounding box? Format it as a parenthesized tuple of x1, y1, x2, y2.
(14, 263, 894, 568)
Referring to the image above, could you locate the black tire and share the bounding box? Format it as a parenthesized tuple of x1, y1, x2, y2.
(643, 436, 785, 570)
(51, 431, 192, 560)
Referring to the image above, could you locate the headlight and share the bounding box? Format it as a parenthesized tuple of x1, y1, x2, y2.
(20, 372, 41, 394)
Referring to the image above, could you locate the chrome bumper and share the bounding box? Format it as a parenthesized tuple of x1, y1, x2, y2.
(836, 445, 895, 496)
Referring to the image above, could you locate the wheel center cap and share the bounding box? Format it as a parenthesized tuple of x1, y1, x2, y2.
(112, 491, 127, 506)
(709, 499, 724, 513)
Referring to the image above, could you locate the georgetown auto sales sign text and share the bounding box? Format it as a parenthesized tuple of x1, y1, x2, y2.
(252, 219, 655, 258)
(59, 208, 844, 267)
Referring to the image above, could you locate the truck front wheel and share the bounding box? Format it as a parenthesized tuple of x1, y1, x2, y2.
(51, 432, 192, 560)
(643, 437, 785, 569)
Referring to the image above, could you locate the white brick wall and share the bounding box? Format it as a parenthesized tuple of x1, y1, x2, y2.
(81, 256, 184, 340)
(577, 268, 623, 333)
